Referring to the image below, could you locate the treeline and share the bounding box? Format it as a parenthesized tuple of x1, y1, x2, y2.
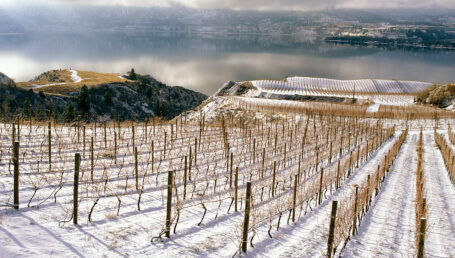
(325, 35, 455, 50)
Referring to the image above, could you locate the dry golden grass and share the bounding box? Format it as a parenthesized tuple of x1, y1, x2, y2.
(17, 70, 73, 89)
(17, 70, 128, 94)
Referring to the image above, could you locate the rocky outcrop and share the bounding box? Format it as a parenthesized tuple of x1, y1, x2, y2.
(0, 72, 207, 122)
(0, 72, 15, 86)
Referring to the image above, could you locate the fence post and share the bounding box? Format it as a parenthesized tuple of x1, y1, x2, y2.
(352, 186, 359, 235)
(48, 121, 51, 171)
(83, 126, 86, 158)
(242, 182, 252, 253)
(114, 132, 117, 165)
(183, 155, 188, 200)
(12, 123, 16, 148)
(230, 152, 233, 188)
(104, 121, 107, 149)
(235, 167, 239, 212)
(13, 142, 19, 210)
(318, 168, 324, 205)
(73, 153, 81, 224)
(90, 137, 94, 181)
(272, 161, 277, 197)
(134, 147, 139, 190)
(292, 174, 298, 222)
(327, 200, 338, 258)
(165, 171, 174, 238)
(417, 217, 426, 258)
(336, 160, 341, 189)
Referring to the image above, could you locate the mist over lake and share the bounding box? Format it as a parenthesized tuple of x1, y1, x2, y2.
(1, 32, 454, 95)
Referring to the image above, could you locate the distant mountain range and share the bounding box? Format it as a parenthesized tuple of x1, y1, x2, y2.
(1, 6, 454, 37)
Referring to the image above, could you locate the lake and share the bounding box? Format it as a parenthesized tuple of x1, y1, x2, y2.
(1, 32, 454, 95)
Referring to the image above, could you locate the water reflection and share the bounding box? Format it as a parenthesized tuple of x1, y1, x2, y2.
(0, 32, 454, 95)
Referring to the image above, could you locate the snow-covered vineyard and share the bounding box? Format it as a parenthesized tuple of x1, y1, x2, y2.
(1, 108, 455, 257)
(250, 77, 434, 106)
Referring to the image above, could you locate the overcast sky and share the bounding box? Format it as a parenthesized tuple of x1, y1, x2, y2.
(2, 0, 454, 11)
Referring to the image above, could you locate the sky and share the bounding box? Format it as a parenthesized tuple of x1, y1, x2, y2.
(1, 0, 454, 11)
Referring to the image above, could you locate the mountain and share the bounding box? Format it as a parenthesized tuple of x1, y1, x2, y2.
(0, 70, 207, 122)
(3, 6, 455, 36)
(0, 72, 15, 86)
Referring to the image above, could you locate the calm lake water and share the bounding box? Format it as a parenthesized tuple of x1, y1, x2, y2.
(1, 32, 454, 95)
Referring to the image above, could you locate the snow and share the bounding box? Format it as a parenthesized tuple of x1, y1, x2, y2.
(70, 70, 82, 83)
(250, 77, 430, 106)
(422, 133, 455, 256)
(366, 104, 381, 113)
(343, 132, 418, 257)
(248, 132, 399, 257)
(31, 82, 67, 89)
(30, 70, 82, 89)
(1, 118, 455, 257)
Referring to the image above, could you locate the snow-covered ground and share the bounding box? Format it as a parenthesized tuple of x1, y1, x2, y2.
(1, 119, 454, 257)
(30, 69, 82, 89)
(343, 133, 418, 257)
(422, 133, 455, 257)
(248, 77, 429, 106)
(70, 70, 82, 83)
(366, 104, 381, 113)
(31, 82, 67, 89)
(252, 77, 433, 94)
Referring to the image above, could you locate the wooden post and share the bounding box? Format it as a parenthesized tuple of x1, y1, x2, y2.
(262, 148, 265, 178)
(132, 125, 135, 151)
(83, 126, 86, 158)
(417, 218, 426, 258)
(253, 138, 256, 163)
(114, 132, 117, 165)
(272, 161, 277, 197)
(48, 121, 51, 171)
(329, 141, 333, 163)
(151, 140, 154, 173)
(318, 168, 324, 205)
(90, 137, 94, 181)
(165, 171, 173, 238)
(194, 138, 197, 166)
(163, 131, 167, 159)
(352, 186, 359, 235)
(241, 182, 252, 253)
(73, 153, 81, 224)
(292, 174, 298, 222)
(12, 123, 15, 148)
(13, 142, 19, 210)
(366, 175, 371, 210)
(104, 121, 107, 149)
(327, 200, 338, 258)
(183, 156, 187, 200)
(134, 147, 139, 190)
(189, 147, 192, 181)
(336, 160, 341, 189)
(235, 167, 239, 212)
(145, 120, 148, 143)
(77, 121, 80, 143)
(230, 152, 233, 188)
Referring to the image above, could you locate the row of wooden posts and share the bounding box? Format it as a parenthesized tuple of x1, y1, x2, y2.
(9, 144, 328, 255)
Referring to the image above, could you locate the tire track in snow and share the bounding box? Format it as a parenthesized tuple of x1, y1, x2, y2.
(244, 133, 399, 258)
(423, 133, 455, 257)
(343, 133, 417, 257)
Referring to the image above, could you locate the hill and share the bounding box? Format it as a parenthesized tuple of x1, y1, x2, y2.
(0, 69, 207, 122)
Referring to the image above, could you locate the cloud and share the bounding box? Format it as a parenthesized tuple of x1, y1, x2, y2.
(4, 0, 455, 10)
